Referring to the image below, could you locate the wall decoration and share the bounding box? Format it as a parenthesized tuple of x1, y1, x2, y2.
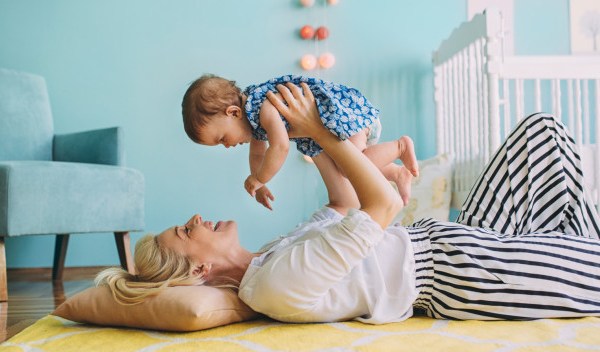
(300, 25, 315, 40)
(315, 26, 329, 40)
(297, 0, 337, 71)
(570, 0, 600, 54)
(300, 0, 315, 8)
(300, 54, 318, 70)
(318, 52, 335, 68)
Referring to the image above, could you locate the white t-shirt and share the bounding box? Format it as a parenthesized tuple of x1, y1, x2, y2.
(238, 206, 417, 324)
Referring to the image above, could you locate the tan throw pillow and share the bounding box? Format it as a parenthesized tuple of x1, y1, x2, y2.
(392, 154, 453, 226)
(53, 285, 259, 331)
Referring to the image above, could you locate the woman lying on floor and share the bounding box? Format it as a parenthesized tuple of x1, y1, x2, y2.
(97, 82, 600, 322)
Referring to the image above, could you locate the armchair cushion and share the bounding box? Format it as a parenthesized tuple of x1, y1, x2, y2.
(0, 161, 144, 236)
(53, 127, 124, 166)
(0, 68, 53, 161)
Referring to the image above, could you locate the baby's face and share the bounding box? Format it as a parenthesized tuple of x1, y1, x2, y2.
(199, 114, 252, 148)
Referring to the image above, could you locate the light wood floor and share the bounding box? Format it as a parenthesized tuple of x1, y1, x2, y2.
(0, 266, 104, 342)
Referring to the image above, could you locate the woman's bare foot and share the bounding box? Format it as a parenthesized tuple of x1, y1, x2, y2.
(398, 136, 419, 177)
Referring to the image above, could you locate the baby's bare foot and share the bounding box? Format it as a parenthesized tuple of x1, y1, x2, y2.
(394, 165, 413, 206)
(398, 136, 419, 177)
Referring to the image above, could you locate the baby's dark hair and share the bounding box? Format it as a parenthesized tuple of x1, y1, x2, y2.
(181, 74, 242, 143)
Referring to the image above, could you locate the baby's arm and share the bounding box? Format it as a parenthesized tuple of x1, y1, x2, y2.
(248, 139, 275, 210)
(244, 100, 290, 196)
(249, 138, 267, 177)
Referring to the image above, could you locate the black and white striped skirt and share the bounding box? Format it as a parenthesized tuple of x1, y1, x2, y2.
(407, 113, 600, 320)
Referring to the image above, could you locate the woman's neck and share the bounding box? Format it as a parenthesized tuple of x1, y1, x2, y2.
(212, 248, 259, 285)
(229, 250, 260, 283)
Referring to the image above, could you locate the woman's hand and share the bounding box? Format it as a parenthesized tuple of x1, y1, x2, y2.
(266, 82, 327, 139)
(267, 82, 402, 229)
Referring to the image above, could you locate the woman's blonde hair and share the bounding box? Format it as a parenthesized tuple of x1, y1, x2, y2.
(95, 234, 202, 305)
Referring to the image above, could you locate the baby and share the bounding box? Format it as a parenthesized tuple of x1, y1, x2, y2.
(182, 74, 418, 209)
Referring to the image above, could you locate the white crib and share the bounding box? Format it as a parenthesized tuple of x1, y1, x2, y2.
(433, 9, 600, 209)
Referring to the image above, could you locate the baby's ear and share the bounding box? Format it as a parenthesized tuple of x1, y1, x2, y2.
(225, 105, 242, 119)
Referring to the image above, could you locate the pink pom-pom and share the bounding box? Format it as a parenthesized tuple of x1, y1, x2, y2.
(300, 54, 317, 70)
(300, 0, 315, 7)
(319, 53, 335, 69)
(327, 0, 339, 5)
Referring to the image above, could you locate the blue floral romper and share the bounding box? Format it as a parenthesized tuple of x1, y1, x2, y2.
(243, 75, 381, 157)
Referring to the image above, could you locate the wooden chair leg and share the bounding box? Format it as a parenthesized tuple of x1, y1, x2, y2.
(52, 234, 69, 282)
(114, 232, 135, 274)
(52, 280, 66, 307)
(0, 237, 7, 301)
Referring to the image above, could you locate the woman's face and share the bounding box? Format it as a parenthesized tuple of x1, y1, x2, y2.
(156, 214, 240, 268)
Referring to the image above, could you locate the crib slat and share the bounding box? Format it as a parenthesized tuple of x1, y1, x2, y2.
(457, 53, 467, 190)
(575, 79, 583, 145)
(476, 39, 486, 172)
(515, 79, 524, 122)
(445, 63, 452, 156)
(568, 80, 574, 132)
(596, 79, 600, 209)
(439, 64, 447, 154)
(487, 67, 500, 157)
(452, 55, 461, 192)
(502, 79, 510, 139)
(552, 79, 562, 120)
(583, 80, 590, 144)
(534, 79, 542, 112)
(481, 42, 490, 162)
(468, 44, 479, 187)
(447, 61, 455, 166)
(434, 65, 443, 154)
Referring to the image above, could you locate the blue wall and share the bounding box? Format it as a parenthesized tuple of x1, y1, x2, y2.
(0, 0, 568, 268)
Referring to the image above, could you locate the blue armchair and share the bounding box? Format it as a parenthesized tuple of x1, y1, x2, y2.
(0, 68, 145, 301)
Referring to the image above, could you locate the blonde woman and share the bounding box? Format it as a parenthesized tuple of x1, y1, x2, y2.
(98, 84, 600, 323)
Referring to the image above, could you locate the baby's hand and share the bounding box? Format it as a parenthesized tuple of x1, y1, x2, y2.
(244, 175, 264, 197)
(255, 186, 275, 210)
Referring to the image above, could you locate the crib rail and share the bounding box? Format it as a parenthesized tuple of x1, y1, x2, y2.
(433, 9, 600, 209)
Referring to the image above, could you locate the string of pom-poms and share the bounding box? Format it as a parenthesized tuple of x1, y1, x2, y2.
(298, 0, 338, 70)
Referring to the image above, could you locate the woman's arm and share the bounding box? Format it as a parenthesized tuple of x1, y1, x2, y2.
(266, 83, 403, 229)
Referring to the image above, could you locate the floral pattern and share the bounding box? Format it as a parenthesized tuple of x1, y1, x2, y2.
(243, 75, 380, 157)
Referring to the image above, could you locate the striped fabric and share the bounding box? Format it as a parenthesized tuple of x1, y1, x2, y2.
(407, 113, 600, 320)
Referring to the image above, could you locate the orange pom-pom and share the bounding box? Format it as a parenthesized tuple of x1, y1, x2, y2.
(315, 26, 329, 40)
(299, 25, 315, 40)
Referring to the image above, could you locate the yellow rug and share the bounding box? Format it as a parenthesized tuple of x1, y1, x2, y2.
(2, 315, 600, 351)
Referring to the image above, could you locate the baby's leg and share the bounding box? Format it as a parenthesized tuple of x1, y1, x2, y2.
(363, 136, 419, 177)
(364, 136, 418, 205)
(348, 132, 417, 205)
